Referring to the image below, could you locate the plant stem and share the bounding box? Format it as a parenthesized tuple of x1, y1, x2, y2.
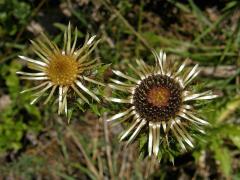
(102, 114, 115, 179)
(99, 0, 152, 51)
(67, 127, 102, 179)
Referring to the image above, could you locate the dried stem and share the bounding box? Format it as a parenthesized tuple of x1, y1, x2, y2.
(102, 114, 115, 179)
(98, 0, 152, 51)
(67, 127, 102, 179)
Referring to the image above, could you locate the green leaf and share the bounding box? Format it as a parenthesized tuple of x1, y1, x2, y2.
(90, 104, 100, 116)
(212, 141, 232, 177)
(229, 136, 240, 149)
(188, 0, 211, 26)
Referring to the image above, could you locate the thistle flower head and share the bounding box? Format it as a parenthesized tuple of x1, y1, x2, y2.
(106, 50, 217, 158)
(17, 23, 104, 117)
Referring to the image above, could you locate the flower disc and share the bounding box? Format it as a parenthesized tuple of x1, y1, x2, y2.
(133, 74, 182, 122)
(47, 54, 79, 86)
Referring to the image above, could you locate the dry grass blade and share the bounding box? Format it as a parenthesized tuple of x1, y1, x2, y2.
(98, 0, 152, 51)
(67, 127, 102, 179)
(102, 114, 115, 179)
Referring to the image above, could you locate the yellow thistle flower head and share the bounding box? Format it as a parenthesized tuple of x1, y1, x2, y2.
(17, 23, 104, 117)
(106, 50, 218, 158)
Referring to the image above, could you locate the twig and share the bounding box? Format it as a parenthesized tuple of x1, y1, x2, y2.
(236, 54, 240, 93)
(97, 155, 104, 178)
(199, 66, 236, 78)
(118, 146, 128, 178)
(144, 157, 157, 179)
(135, 0, 144, 57)
(102, 114, 115, 179)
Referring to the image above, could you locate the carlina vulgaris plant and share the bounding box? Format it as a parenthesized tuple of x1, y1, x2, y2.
(17, 22, 104, 119)
(105, 50, 218, 159)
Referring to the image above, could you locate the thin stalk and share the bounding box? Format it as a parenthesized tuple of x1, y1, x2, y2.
(67, 127, 102, 179)
(103, 114, 115, 179)
(194, 11, 231, 43)
(99, 0, 152, 51)
(135, 0, 144, 57)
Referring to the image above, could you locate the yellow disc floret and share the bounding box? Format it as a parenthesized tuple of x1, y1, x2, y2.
(47, 54, 78, 86)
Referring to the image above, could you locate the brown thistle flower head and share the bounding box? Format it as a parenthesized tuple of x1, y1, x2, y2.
(106, 50, 218, 158)
(17, 23, 104, 117)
